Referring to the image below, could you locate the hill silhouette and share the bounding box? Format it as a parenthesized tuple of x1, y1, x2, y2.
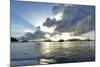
(11, 37, 18, 42)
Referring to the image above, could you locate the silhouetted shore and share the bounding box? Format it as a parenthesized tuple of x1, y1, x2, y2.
(11, 37, 95, 42)
(11, 37, 18, 42)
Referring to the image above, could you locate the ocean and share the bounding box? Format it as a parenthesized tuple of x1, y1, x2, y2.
(11, 41, 95, 66)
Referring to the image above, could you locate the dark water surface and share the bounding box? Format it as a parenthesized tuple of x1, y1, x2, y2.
(11, 41, 95, 66)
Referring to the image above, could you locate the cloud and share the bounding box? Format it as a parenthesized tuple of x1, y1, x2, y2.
(52, 4, 65, 16)
(52, 4, 73, 16)
(19, 29, 45, 41)
(19, 4, 95, 41)
(43, 18, 56, 27)
(43, 4, 95, 35)
(24, 29, 34, 33)
(70, 15, 95, 35)
(43, 5, 74, 32)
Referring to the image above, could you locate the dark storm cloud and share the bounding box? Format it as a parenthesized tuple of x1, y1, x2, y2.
(43, 4, 95, 35)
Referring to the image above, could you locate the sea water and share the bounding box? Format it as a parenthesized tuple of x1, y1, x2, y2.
(11, 41, 95, 66)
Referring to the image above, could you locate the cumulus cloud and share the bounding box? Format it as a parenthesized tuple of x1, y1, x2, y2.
(43, 4, 95, 35)
(43, 18, 57, 27)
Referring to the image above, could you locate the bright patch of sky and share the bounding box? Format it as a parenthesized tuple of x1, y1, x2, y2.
(81, 31, 95, 40)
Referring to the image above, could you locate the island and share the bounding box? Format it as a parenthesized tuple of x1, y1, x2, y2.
(11, 37, 18, 42)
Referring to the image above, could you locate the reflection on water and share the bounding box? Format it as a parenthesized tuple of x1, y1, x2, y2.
(41, 42, 63, 54)
(11, 41, 95, 66)
(41, 41, 95, 59)
(40, 59, 56, 64)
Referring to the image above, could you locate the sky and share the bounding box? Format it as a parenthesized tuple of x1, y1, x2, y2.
(11, 0, 95, 40)
(11, 0, 55, 37)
